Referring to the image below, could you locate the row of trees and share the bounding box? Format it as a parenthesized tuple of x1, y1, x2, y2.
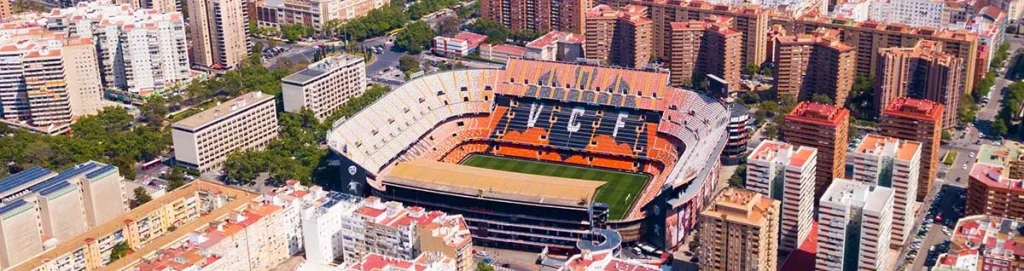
(993, 81, 1024, 136)
(468, 19, 544, 44)
(395, 21, 436, 54)
(224, 85, 392, 185)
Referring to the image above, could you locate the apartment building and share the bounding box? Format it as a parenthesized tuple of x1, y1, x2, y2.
(0, 32, 101, 135)
(172, 92, 279, 173)
(300, 190, 362, 265)
(849, 134, 922, 247)
(771, 15, 979, 96)
(783, 102, 850, 199)
(773, 28, 856, 105)
(877, 40, 964, 129)
(13, 180, 254, 271)
(282, 54, 366, 120)
(746, 140, 816, 253)
(583, 5, 652, 69)
(868, 0, 946, 28)
(880, 97, 943, 201)
(722, 102, 750, 164)
(187, 203, 288, 271)
(340, 197, 473, 271)
(340, 253, 457, 271)
(965, 141, 1024, 219)
(698, 188, 780, 271)
(0, 161, 127, 269)
(935, 215, 1024, 270)
(0, 0, 10, 22)
(132, 247, 225, 271)
(29, 2, 191, 96)
(188, 0, 251, 70)
(817, 178, 895, 271)
(606, 0, 767, 67)
(559, 249, 660, 271)
(666, 18, 741, 91)
(480, 0, 589, 34)
(265, 181, 346, 257)
(253, 0, 387, 29)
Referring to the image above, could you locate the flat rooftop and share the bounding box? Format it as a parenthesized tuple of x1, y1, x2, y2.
(884, 97, 944, 121)
(854, 134, 921, 162)
(702, 188, 778, 225)
(10, 180, 258, 271)
(976, 141, 1022, 167)
(749, 140, 815, 168)
(821, 178, 893, 213)
(382, 160, 605, 208)
(281, 54, 363, 85)
(172, 92, 274, 131)
(786, 102, 849, 127)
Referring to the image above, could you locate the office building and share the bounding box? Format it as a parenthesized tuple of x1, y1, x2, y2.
(722, 102, 750, 164)
(666, 18, 741, 91)
(966, 141, 1024, 219)
(770, 15, 979, 96)
(0, 32, 101, 135)
(783, 102, 850, 199)
(584, 5, 652, 69)
(698, 188, 780, 271)
(13, 180, 258, 270)
(480, 0, 589, 34)
(773, 28, 856, 105)
(747, 140, 816, 253)
(31, 2, 191, 96)
(524, 31, 584, 62)
(876, 40, 964, 128)
(340, 197, 473, 271)
(172, 92, 279, 173)
(817, 178, 895, 271)
(880, 97, 943, 201)
(187, 0, 251, 70)
(849, 134, 922, 247)
(282, 54, 366, 120)
(935, 215, 1024, 270)
(604, 0, 768, 66)
(0, 162, 127, 269)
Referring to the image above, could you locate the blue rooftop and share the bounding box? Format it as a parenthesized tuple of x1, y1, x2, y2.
(0, 199, 28, 215)
(84, 165, 116, 179)
(0, 166, 54, 195)
(36, 181, 73, 196)
(28, 162, 99, 194)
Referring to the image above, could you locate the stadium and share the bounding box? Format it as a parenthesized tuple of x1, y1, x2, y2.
(327, 59, 728, 252)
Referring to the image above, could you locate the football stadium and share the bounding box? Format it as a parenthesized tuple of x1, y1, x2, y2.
(328, 59, 728, 252)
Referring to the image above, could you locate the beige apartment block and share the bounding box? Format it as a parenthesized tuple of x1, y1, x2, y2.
(666, 18, 741, 91)
(282, 54, 366, 120)
(62, 38, 104, 117)
(584, 5, 652, 69)
(188, 0, 251, 70)
(172, 92, 279, 173)
(746, 140, 816, 253)
(773, 28, 856, 105)
(849, 134, 921, 247)
(699, 188, 780, 271)
(0, 198, 44, 269)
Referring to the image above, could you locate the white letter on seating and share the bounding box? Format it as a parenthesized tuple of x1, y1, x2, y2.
(527, 103, 544, 127)
(568, 107, 585, 132)
(613, 112, 628, 138)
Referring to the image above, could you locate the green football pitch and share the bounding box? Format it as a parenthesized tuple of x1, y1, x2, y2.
(460, 155, 649, 220)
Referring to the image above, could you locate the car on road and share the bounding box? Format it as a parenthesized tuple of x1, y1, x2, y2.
(962, 164, 968, 170)
(970, 152, 975, 158)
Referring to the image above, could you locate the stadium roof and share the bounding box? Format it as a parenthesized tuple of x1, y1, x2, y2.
(382, 160, 604, 209)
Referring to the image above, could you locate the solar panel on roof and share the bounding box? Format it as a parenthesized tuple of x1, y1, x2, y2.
(0, 166, 54, 195)
(0, 199, 28, 215)
(36, 180, 73, 196)
(29, 162, 99, 193)
(85, 165, 116, 179)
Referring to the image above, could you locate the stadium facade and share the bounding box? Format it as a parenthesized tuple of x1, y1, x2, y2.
(327, 59, 728, 251)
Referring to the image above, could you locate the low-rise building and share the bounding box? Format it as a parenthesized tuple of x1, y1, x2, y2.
(524, 31, 584, 62)
(478, 44, 528, 63)
(341, 253, 456, 271)
(282, 54, 366, 120)
(935, 215, 1024, 270)
(432, 32, 487, 57)
(172, 92, 279, 173)
(558, 249, 659, 271)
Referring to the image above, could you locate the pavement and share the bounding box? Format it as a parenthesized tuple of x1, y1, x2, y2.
(362, 36, 407, 87)
(473, 247, 543, 271)
(257, 40, 318, 70)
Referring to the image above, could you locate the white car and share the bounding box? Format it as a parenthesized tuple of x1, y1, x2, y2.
(970, 152, 975, 158)
(962, 164, 968, 170)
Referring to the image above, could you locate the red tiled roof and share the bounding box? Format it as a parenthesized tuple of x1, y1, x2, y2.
(780, 221, 818, 270)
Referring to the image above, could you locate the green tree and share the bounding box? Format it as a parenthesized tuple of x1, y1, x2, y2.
(140, 95, 169, 127)
(282, 24, 313, 42)
(109, 241, 130, 262)
(457, 1, 479, 18)
(476, 262, 496, 271)
(959, 93, 979, 125)
(399, 55, 421, 73)
(992, 119, 1009, 136)
(942, 130, 953, 141)
(437, 16, 462, 37)
(764, 123, 780, 140)
(395, 21, 436, 54)
(470, 19, 510, 44)
(744, 63, 760, 75)
(811, 94, 834, 105)
(132, 187, 151, 208)
(729, 165, 746, 187)
(166, 167, 185, 191)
